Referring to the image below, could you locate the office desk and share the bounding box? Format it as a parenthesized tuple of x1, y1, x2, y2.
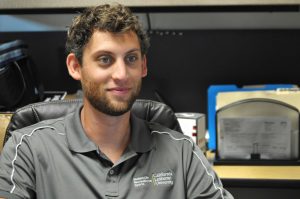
(0, 113, 12, 152)
(214, 165, 300, 180)
(213, 165, 300, 199)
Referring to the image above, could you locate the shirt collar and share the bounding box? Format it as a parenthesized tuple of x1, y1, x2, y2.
(65, 105, 154, 153)
(65, 106, 98, 153)
(129, 113, 154, 153)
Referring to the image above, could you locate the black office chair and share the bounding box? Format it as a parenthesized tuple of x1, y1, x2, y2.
(3, 99, 182, 147)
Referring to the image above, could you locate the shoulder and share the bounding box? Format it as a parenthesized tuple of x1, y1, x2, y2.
(147, 122, 195, 150)
(6, 117, 66, 148)
(13, 116, 65, 134)
(1, 117, 68, 168)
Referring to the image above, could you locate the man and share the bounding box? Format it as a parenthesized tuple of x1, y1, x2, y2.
(0, 4, 233, 199)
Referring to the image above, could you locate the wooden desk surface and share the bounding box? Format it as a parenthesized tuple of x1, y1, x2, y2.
(213, 165, 300, 180)
(0, 113, 12, 152)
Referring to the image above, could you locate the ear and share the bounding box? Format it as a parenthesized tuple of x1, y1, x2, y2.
(141, 55, 148, 78)
(66, 53, 82, 80)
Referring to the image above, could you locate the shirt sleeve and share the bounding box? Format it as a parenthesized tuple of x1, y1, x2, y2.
(184, 141, 234, 199)
(0, 131, 36, 199)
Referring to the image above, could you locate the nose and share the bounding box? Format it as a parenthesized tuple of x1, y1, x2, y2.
(111, 59, 128, 81)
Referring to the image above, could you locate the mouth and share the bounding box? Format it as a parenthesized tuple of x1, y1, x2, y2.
(107, 87, 131, 96)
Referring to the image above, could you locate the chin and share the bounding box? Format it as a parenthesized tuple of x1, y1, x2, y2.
(110, 101, 131, 112)
(90, 97, 134, 116)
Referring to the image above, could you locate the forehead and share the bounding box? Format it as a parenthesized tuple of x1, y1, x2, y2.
(84, 30, 141, 54)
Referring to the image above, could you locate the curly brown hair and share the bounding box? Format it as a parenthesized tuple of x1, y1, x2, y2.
(66, 4, 150, 64)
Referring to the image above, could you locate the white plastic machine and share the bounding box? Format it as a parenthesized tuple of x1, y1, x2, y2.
(175, 113, 206, 152)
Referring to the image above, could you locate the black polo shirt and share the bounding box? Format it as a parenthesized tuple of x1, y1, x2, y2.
(0, 106, 233, 199)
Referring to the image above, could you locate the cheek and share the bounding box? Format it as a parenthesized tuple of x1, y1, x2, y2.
(82, 68, 108, 83)
(130, 66, 146, 79)
(81, 76, 105, 97)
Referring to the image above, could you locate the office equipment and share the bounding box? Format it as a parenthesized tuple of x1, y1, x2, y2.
(0, 40, 44, 111)
(219, 116, 291, 159)
(207, 84, 295, 150)
(216, 98, 299, 162)
(176, 113, 206, 152)
(43, 91, 67, 102)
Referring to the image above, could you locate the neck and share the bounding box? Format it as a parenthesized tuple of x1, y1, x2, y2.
(81, 102, 131, 164)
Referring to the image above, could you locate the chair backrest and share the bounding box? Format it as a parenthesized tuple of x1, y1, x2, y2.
(3, 99, 182, 147)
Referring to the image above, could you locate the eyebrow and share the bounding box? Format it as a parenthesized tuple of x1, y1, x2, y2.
(92, 48, 141, 57)
(126, 48, 141, 54)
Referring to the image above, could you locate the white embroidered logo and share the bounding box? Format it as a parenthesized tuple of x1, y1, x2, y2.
(152, 171, 173, 186)
(133, 171, 174, 188)
(133, 176, 152, 187)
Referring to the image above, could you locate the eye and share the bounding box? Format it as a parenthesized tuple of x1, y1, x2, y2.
(125, 54, 138, 64)
(98, 55, 113, 65)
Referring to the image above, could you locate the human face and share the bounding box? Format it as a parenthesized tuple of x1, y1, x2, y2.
(79, 30, 147, 116)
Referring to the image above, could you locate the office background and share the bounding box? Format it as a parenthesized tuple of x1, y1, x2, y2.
(2, 8, 300, 114)
(1, 2, 300, 198)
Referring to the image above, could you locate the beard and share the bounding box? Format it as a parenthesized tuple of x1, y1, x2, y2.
(81, 78, 141, 116)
